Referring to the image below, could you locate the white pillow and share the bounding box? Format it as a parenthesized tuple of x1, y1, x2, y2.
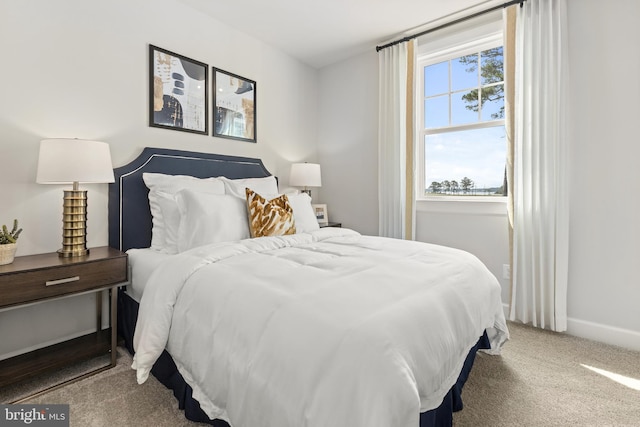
(284, 193, 320, 233)
(143, 173, 226, 252)
(219, 176, 279, 198)
(155, 191, 184, 254)
(176, 189, 250, 252)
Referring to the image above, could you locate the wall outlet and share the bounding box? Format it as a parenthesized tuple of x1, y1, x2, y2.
(502, 264, 511, 280)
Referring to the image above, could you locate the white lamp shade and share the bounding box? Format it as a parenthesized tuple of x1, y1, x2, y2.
(289, 163, 322, 188)
(37, 139, 115, 184)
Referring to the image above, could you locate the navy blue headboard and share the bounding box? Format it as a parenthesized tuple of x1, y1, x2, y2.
(108, 147, 272, 252)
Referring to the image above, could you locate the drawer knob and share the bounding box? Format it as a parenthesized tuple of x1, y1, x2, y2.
(45, 276, 80, 286)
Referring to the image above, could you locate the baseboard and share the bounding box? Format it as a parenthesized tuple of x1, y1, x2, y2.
(566, 318, 640, 352)
(501, 304, 640, 352)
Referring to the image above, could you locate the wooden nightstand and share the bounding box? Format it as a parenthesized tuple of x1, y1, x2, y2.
(0, 246, 127, 402)
(320, 222, 342, 228)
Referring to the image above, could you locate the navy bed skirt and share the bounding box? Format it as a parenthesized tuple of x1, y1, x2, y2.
(118, 288, 489, 427)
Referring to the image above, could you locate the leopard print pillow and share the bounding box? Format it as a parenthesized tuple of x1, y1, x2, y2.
(246, 188, 296, 238)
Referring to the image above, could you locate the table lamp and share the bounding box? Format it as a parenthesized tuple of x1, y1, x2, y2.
(36, 139, 115, 257)
(289, 163, 322, 198)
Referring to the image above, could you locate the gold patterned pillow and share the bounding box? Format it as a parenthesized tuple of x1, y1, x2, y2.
(246, 188, 296, 238)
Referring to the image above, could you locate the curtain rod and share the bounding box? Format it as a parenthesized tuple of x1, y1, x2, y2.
(376, 0, 525, 52)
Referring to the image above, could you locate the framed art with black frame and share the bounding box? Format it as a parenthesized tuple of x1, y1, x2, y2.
(212, 68, 256, 143)
(149, 45, 208, 135)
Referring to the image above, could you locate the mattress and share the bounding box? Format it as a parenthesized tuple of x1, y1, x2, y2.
(126, 248, 173, 302)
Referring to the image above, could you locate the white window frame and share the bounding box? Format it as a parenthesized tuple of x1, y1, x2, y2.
(416, 17, 506, 204)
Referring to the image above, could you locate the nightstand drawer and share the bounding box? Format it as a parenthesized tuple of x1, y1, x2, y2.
(0, 257, 126, 308)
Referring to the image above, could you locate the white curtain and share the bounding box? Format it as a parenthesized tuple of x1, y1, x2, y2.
(378, 41, 415, 239)
(510, 0, 570, 331)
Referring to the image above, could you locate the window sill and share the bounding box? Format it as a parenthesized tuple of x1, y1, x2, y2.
(416, 197, 507, 216)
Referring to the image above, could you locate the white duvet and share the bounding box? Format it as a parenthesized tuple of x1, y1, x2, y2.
(132, 228, 508, 427)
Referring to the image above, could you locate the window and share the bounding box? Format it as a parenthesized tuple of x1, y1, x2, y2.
(417, 22, 506, 199)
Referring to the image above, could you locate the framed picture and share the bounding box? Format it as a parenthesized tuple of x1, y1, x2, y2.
(149, 45, 208, 134)
(213, 68, 256, 143)
(312, 204, 328, 225)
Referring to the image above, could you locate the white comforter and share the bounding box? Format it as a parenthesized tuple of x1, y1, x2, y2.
(132, 228, 508, 427)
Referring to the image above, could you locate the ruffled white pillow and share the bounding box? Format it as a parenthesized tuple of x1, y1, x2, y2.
(219, 175, 279, 198)
(143, 173, 225, 252)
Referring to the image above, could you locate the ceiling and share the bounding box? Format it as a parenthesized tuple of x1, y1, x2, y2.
(178, 0, 503, 69)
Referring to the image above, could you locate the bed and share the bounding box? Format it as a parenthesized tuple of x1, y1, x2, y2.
(108, 147, 508, 427)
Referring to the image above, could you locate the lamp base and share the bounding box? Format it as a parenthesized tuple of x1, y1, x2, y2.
(57, 248, 90, 258)
(58, 189, 89, 258)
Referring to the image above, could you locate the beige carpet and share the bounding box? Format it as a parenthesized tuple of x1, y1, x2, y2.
(19, 348, 198, 427)
(9, 321, 640, 426)
(453, 322, 640, 426)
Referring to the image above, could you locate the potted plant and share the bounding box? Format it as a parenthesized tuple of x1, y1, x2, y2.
(0, 219, 22, 265)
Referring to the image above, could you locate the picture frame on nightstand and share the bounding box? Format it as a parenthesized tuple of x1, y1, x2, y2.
(312, 204, 328, 225)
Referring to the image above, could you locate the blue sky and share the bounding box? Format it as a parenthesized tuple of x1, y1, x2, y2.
(425, 126, 505, 189)
(423, 49, 505, 190)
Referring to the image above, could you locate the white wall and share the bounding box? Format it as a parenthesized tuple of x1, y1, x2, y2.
(317, 51, 379, 235)
(415, 202, 511, 303)
(318, 1, 640, 350)
(565, 0, 640, 347)
(0, 0, 318, 358)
